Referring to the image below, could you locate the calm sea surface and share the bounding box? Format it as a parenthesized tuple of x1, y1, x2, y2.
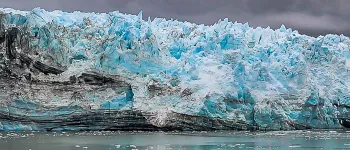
(1, 130, 350, 150)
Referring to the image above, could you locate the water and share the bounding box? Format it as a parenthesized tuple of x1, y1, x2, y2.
(1, 130, 350, 150)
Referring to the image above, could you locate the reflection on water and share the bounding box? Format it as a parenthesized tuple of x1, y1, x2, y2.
(0, 130, 350, 150)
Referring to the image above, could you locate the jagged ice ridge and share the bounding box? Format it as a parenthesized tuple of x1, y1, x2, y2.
(0, 8, 349, 131)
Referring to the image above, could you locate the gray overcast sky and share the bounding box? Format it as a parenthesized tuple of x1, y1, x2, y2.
(1, 0, 349, 37)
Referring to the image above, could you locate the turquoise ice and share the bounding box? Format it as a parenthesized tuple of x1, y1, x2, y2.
(0, 8, 350, 130)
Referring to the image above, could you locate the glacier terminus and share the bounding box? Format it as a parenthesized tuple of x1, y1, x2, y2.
(0, 8, 349, 131)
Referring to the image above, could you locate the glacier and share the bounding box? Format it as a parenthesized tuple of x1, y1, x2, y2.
(0, 7, 349, 131)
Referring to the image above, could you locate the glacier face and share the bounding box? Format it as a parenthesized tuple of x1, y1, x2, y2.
(0, 8, 350, 131)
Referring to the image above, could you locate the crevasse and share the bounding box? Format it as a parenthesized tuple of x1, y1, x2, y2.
(0, 8, 349, 131)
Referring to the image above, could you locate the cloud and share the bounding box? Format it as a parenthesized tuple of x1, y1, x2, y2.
(248, 12, 350, 36)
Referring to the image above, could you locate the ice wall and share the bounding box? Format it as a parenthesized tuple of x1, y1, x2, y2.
(0, 8, 350, 131)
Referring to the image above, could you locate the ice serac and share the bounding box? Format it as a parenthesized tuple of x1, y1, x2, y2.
(0, 8, 349, 131)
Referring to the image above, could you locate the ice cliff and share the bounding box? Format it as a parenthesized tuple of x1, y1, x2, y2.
(0, 8, 349, 131)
